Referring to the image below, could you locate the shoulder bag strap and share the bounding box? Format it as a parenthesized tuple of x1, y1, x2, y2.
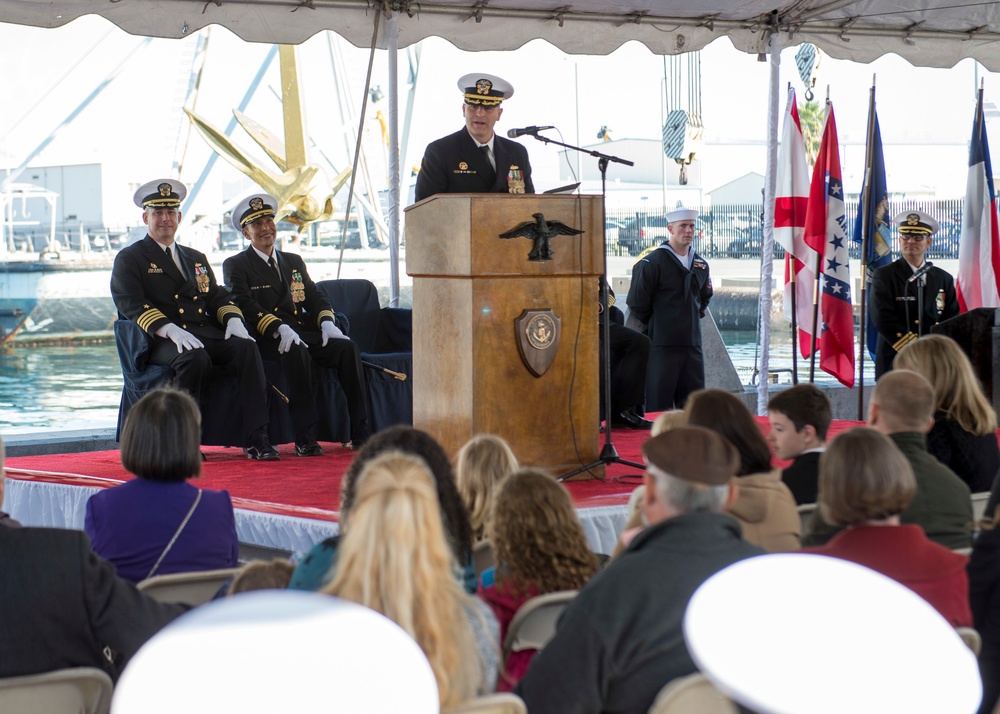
(145, 489, 203, 581)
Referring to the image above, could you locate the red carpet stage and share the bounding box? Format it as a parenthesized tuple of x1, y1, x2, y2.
(3, 418, 865, 555)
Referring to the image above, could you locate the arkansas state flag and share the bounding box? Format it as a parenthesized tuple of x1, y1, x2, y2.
(803, 103, 855, 387)
(774, 87, 818, 359)
(957, 91, 1000, 310)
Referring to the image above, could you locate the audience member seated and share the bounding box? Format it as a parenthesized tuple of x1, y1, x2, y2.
(0, 439, 21, 527)
(289, 425, 475, 593)
(970, 520, 1000, 714)
(228, 559, 295, 595)
(84, 388, 239, 583)
(803, 370, 973, 550)
(515, 427, 764, 714)
(479, 468, 599, 691)
(0, 435, 186, 680)
(767, 384, 830, 505)
(456, 434, 519, 543)
(322, 451, 498, 709)
(802, 427, 972, 626)
(895, 334, 999, 493)
(685, 389, 801, 551)
(651, 409, 687, 437)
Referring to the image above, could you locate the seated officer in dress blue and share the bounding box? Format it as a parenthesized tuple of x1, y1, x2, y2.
(111, 178, 278, 460)
(223, 193, 371, 454)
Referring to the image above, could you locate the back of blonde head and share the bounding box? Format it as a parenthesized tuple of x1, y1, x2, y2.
(894, 334, 997, 435)
(455, 434, 518, 541)
(324, 451, 483, 708)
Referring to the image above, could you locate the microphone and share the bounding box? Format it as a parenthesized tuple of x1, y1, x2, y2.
(907, 261, 934, 284)
(507, 125, 554, 138)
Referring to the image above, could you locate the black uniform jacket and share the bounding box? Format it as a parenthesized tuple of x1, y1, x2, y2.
(626, 244, 713, 347)
(414, 128, 534, 201)
(870, 257, 959, 376)
(111, 235, 243, 338)
(223, 247, 336, 345)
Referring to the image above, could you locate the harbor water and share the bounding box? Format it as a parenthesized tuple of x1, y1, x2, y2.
(0, 332, 876, 434)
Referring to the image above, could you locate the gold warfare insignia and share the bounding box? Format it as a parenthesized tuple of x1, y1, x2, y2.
(936, 289, 945, 314)
(290, 270, 306, 303)
(476, 79, 492, 95)
(907, 213, 920, 226)
(148, 263, 163, 274)
(158, 182, 173, 197)
(249, 196, 264, 211)
(459, 161, 469, 170)
(507, 165, 525, 194)
(194, 263, 210, 293)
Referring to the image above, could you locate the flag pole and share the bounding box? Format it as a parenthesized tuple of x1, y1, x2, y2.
(787, 84, 799, 385)
(857, 76, 877, 420)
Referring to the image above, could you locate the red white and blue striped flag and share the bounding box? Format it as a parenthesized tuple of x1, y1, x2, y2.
(774, 87, 818, 358)
(804, 102, 855, 387)
(957, 89, 1000, 311)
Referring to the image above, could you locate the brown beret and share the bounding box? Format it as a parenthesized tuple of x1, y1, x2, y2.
(642, 426, 739, 486)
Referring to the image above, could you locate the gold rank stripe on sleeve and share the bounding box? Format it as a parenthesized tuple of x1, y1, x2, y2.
(892, 332, 918, 352)
(316, 309, 336, 327)
(257, 313, 279, 335)
(217, 304, 244, 323)
(137, 308, 168, 333)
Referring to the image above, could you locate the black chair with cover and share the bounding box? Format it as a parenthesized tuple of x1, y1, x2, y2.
(314, 279, 413, 431)
(113, 319, 352, 446)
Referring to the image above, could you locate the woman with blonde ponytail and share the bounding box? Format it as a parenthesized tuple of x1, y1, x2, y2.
(323, 451, 498, 707)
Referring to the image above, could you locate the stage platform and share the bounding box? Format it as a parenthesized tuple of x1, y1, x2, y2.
(2, 418, 863, 556)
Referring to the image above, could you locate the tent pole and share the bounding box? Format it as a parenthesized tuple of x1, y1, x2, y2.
(757, 33, 781, 415)
(387, 13, 401, 307)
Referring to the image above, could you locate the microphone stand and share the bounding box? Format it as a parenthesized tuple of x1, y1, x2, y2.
(521, 132, 644, 480)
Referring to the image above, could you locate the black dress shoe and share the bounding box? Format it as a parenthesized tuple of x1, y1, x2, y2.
(244, 434, 280, 461)
(611, 408, 654, 430)
(294, 441, 325, 457)
(350, 423, 372, 451)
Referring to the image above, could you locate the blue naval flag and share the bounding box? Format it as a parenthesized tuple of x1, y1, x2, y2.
(853, 114, 892, 360)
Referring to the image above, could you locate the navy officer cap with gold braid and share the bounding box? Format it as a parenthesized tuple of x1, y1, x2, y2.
(458, 73, 514, 107)
(133, 178, 186, 209)
(232, 193, 278, 232)
(892, 209, 939, 237)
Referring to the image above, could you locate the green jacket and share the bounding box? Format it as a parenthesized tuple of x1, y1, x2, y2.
(803, 431, 973, 550)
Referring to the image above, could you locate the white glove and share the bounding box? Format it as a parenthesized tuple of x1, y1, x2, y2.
(225, 318, 254, 341)
(321, 320, 349, 346)
(159, 323, 204, 352)
(277, 324, 304, 354)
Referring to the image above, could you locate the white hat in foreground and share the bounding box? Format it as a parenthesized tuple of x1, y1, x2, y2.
(112, 591, 438, 714)
(684, 553, 981, 714)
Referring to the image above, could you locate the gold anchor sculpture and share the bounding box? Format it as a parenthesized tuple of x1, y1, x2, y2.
(185, 45, 350, 232)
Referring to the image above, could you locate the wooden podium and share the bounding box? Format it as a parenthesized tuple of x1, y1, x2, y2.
(405, 193, 602, 475)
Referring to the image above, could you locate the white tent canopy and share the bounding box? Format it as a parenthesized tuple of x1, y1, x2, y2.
(5, 1, 1000, 70)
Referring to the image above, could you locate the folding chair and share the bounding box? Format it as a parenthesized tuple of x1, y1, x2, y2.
(137, 567, 241, 606)
(502, 590, 577, 664)
(0, 667, 113, 714)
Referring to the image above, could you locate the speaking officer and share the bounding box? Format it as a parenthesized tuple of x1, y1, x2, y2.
(625, 207, 713, 411)
(870, 210, 959, 379)
(111, 179, 278, 460)
(414, 73, 534, 201)
(223, 194, 372, 454)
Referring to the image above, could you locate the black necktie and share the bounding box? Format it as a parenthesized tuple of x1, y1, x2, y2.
(480, 145, 496, 185)
(166, 246, 185, 279)
(269, 256, 282, 286)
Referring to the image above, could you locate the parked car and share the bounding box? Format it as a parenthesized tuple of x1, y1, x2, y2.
(618, 215, 706, 256)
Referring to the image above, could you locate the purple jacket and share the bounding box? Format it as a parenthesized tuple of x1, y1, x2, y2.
(85, 478, 238, 583)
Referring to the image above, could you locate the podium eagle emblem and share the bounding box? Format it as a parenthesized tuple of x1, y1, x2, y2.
(499, 212, 583, 261)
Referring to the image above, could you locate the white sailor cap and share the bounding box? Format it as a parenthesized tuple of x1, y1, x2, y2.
(683, 553, 982, 713)
(457, 73, 514, 107)
(232, 193, 278, 232)
(134, 178, 186, 209)
(665, 207, 698, 224)
(893, 209, 939, 237)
